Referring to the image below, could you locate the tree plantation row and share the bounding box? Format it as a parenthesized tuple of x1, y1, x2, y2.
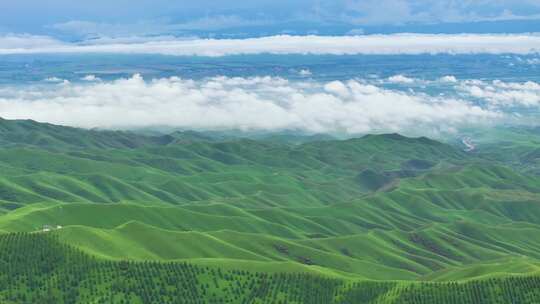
(0, 233, 539, 304)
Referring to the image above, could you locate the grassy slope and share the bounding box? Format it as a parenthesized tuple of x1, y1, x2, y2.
(0, 119, 540, 283)
(2, 233, 540, 304)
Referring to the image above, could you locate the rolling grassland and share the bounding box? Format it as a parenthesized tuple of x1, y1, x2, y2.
(1, 118, 540, 303)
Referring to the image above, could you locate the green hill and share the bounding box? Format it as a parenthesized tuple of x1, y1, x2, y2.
(1, 233, 540, 304)
(0, 118, 540, 302)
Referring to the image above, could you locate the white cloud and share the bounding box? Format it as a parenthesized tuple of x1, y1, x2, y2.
(44, 77, 63, 83)
(0, 75, 499, 134)
(458, 79, 540, 107)
(439, 75, 458, 83)
(2, 34, 540, 56)
(324, 80, 351, 98)
(81, 75, 101, 82)
(388, 75, 415, 84)
(299, 69, 312, 76)
(43, 78, 70, 85)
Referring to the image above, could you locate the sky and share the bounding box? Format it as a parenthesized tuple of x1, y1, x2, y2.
(0, 1, 539, 135)
(1, 0, 540, 39)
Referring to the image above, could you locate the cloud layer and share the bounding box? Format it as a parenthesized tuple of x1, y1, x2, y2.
(1, 34, 540, 56)
(0, 75, 501, 134)
(459, 79, 540, 107)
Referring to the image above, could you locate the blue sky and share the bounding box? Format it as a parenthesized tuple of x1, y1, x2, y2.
(1, 0, 540, 39)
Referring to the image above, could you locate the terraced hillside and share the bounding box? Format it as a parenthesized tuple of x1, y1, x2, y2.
(1, 118, 540, 303)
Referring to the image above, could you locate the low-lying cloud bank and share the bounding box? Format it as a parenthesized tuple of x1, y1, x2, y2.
(459, 79, 540, 107)
(1, 34, 540, 56)
(0, 75, 501, 134)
